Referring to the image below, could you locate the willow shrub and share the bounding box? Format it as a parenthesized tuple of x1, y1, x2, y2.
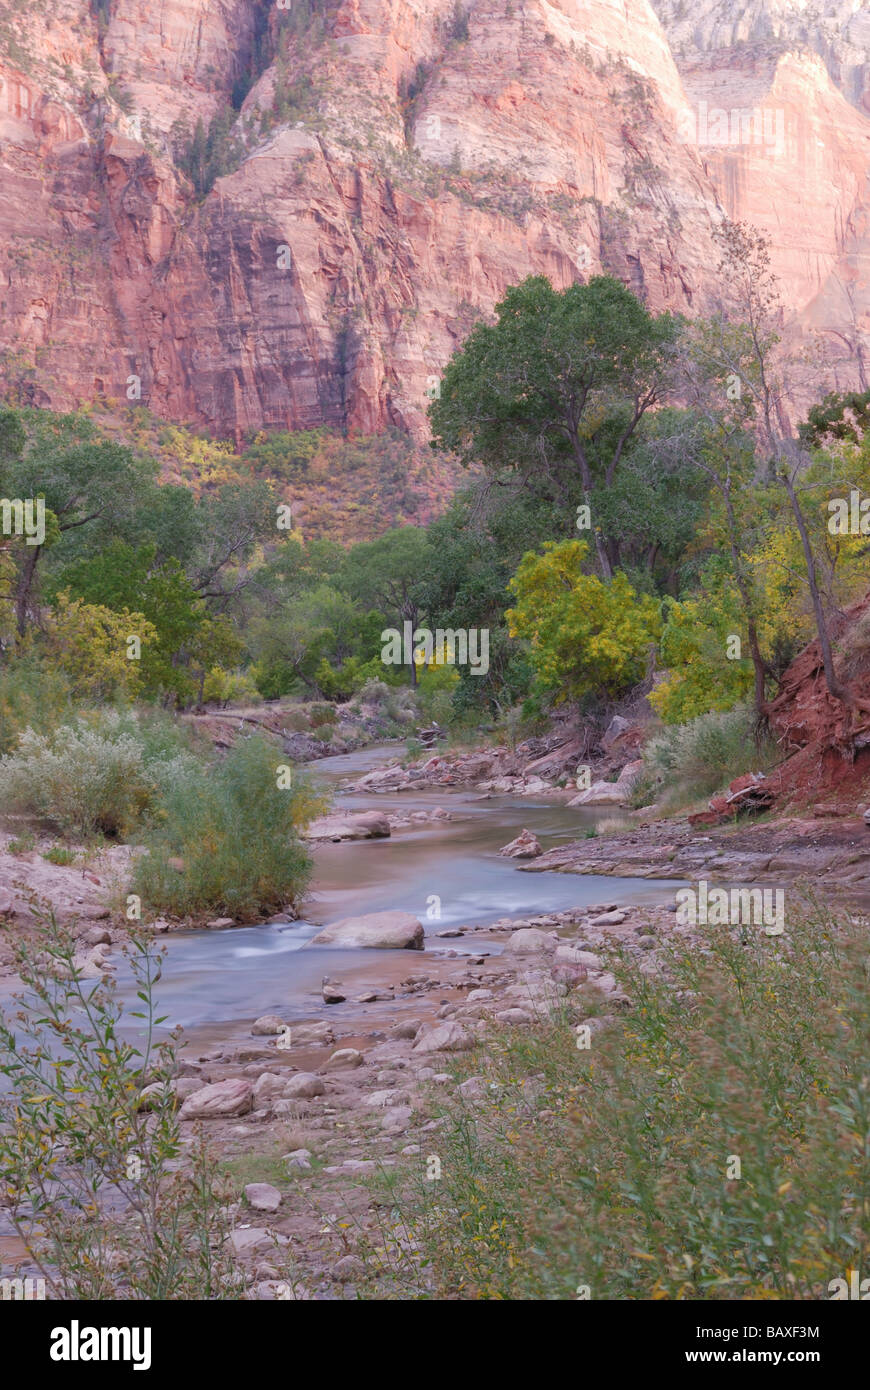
(133, 733, 322, 921)
(0, 910, 245, 1299)
(366, 904, 869, 1299)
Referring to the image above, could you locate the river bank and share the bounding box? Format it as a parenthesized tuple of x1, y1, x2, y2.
(3, 736, 868, 1295)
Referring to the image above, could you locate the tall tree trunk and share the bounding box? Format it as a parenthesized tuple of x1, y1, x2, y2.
(778, 464, 870, 713)
(15, 544, 40, 638)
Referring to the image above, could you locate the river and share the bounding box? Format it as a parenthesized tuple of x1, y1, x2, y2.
(114, 745, 686, 1034)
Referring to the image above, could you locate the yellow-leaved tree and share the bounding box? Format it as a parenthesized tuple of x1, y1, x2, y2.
(506, 540, 661, 706)
(45, 593, 157, 701)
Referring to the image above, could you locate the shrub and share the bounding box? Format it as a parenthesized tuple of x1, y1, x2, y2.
(0, 708, 200, 839)
(637, 700, 777, 810)
(41, 846, 77, 866)
(7, 833, 36, 854)
(0, 911, 246, 1298)
(0, 717, 152, 837)
(202, 666, 262, 707)
(0, 658, 75, 755)
(133, 735, 321, 921)
(362, 904, 870, 1300)
(417, 664, 460, 725)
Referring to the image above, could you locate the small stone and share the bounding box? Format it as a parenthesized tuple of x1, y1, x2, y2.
(179, 1078, 253, 1120)
(504, 928, 557, 955)
(412, 1022, 474, 1055)
(253, 1072, 287, 1107)
(207, 917, 235, 929)
(389, 1020, 420, 1040)
(381, 1105, 412, 1132)
(229, 1227, 273, 1256)
(496, 1008, 534, 1025)
(283, 1148, 312, 1171)
(588, 909, 627, 926)
(333, 1254, 365, 1281)
(82, 925, 111, 947)
(324, 1048, 364, 1071)
(322, 983, 346, 1004)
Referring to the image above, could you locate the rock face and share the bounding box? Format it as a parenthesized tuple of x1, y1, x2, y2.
(0, 2, 867, 441)
(306, 910, 425, 950)
(569, 760, 644, 807)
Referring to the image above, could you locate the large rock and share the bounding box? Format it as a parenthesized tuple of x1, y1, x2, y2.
(178, 1079, 253, 1120)
(498, 829, 543, 859)
(503, 928, 558, 955)
(412, 1022, 474, 1055)
(305, 811, 391, 841)
(306, 910, 424, 950)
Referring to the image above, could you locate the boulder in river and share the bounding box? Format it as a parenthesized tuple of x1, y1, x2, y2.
(354, 765, 411, 792)
(498, 828, 543, 858)
(306, 909, 424, 950)
(305, 810, 391, 841)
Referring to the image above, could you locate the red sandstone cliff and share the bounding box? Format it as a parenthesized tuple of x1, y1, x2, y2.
(0, 0, 868, 439)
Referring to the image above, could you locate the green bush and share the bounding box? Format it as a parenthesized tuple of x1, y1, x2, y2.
(0, 658, 75, 755)
(0, 708, 199, 839)
(637, 700, 777, 810)
(0, 911, 246, 1298)
(364, 905, 870, 1299)
(133, 735, 319, 921)
(0, 718, 151, 838)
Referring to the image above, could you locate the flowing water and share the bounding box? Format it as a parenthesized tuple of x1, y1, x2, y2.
(111, 745, 686, 1034)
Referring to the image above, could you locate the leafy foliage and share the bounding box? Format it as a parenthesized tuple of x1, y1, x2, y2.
(506, 540, 661, 705)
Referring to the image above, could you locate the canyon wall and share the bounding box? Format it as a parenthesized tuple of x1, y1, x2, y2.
(0, 0, 868, 440)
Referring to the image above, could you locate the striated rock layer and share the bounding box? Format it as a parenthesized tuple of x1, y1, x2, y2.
(0, 0, 868, 441)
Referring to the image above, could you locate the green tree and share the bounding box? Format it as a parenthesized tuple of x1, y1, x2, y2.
(0, 409, 155, 637)
(340, 527, 434, 685)
(429, 275, 677, 578)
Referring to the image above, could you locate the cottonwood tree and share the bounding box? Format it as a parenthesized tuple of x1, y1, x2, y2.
(339, 527, 433, 685)
(428, 275, 677, 580)
(0, 409, 154, 638)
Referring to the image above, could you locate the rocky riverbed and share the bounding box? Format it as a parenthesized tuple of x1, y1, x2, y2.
(136, 898, 676, 1299)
